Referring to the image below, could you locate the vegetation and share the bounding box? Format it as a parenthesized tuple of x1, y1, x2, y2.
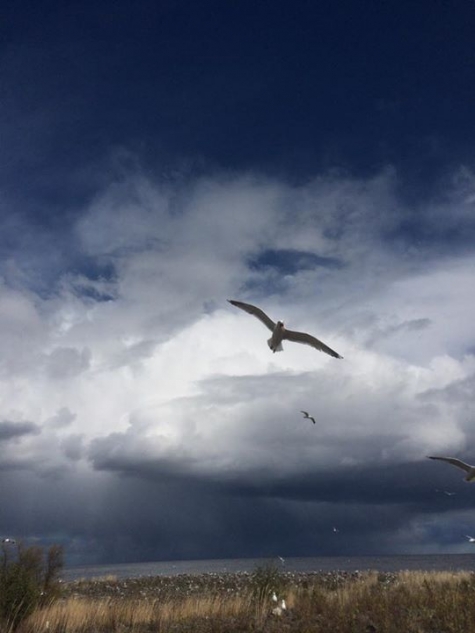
(0, 541, 63, 631)
(249, 562, 285, 604)
(2, 568, 475, 632)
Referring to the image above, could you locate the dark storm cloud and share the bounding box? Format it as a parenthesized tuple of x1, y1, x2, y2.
(0, 420, 41, 442)
(249, 249, 342, 275)
(227, 459, 474, 510)
(2, 412, 474, 565)
(85, 428, 468, 512)
(67, 453, 469, 562)
(88, 434, 196, 482)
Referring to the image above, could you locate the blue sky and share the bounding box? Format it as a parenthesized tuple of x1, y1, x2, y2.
(1, 0, 475, 566)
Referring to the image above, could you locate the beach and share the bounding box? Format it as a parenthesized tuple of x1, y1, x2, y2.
(62, 569, 368, 600)
(19, 568, 475, 632)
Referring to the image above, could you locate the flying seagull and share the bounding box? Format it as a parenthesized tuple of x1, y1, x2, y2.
(301, 410, 316, 424)
(227, 299, 343, 358)
(1, 538, 16, 544)
(427, 456, 475, 482)
(466, 536, 475, 543)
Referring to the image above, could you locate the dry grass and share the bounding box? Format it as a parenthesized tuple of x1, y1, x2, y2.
(10, 570, 475, 633)
(20, 594, 254, 632)
(294, 570, 475, 632)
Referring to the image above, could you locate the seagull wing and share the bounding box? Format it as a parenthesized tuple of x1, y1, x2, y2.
(428, 456, 473, 473)
(283, 328, 343, 359)
(227, 300, 276, 332)
(301, 411, 309, 417)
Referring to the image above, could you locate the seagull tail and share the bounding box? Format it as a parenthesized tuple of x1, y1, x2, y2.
(268, 338, 283, 352)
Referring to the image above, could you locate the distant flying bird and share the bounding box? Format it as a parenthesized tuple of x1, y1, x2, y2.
(427, 456, 475, 482)
(435, 488, 456, 496)
(1, 538, 15, 544)
(278, 556, 285, 565)
(301, 410, 316, 424)
(333, 527, 339, 533)
(466, 536, 475, 543)
(227, 300, 343, 358)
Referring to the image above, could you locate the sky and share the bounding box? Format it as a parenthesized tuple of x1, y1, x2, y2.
(1, 0, 475, 567)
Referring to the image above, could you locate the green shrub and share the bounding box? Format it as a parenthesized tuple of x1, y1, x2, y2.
(249, 562, 285, 605)
(0, 541, 64, 630)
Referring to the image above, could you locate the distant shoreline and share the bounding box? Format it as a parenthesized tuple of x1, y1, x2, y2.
(61, 568, 471, 601)
(61, 553, 475, 582)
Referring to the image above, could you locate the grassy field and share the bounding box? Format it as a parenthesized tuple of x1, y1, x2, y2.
(8, 569, 475, 632)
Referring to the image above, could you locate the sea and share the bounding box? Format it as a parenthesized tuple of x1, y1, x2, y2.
(61, 554, 475, 582)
